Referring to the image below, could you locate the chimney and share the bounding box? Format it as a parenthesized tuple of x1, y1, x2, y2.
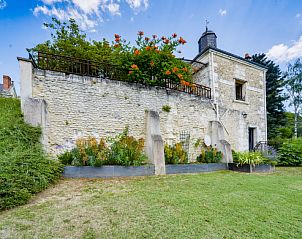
(3, 75, 12, 90)
(244, 53, 251, 60)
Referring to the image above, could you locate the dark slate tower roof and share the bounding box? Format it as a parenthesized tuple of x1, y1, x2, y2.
(198, 27, 217, 53)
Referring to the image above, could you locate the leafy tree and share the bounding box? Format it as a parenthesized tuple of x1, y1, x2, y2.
(30, 18, 114, 65)
(284, 59, 302, 138)
(251, 54, 287, 139)
(30, 18, 193, 85)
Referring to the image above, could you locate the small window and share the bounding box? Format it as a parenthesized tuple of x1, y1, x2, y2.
(235, 80, 246, 101)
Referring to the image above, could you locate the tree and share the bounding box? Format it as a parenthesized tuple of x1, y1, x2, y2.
(251, 54, 287, 139)
(30, 18, 193, 85)
(284, 59, 302, 138)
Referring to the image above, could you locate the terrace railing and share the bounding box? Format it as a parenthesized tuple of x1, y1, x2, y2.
(28, 51, 211, 99)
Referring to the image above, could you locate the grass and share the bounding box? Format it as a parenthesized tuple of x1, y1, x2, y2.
(0, 167, 301, 238)
(0, 98, 62, 210)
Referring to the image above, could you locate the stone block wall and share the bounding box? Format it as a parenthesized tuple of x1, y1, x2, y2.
(19, 50, 267, 161)
(193, 50, 267, 151)
(31, 69, 216, 160)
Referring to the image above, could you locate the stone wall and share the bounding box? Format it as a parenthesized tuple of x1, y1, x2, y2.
(31, 69, 216, 160)
(19, 49, 267, 161)
(194, 49, 267, 151)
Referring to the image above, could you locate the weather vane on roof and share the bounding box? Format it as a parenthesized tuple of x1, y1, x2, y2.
(205, 20, 209, 32)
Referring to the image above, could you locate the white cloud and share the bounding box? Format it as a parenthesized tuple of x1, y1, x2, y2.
(219, 9, 227, 16)
(126, 0, 149, 10)
(267, 36, 302, 63)
(130, 16, 134, 22)
(106, 3, 121, 16)
(0, 0, 7, 9)
(71, 0, 103, 15)
(296, 13, 301, 18)
(42, 0, 63, 4)
(34, 0, 149, 31)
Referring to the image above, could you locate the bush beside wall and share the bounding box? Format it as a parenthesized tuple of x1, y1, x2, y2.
(0, 98, 63, 210)
(277, 138, 302, 166)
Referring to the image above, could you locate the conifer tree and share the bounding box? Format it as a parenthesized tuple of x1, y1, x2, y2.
(252, 54, 287, 139)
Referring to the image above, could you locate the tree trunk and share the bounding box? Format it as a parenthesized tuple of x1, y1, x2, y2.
(294, 108, 298, 138)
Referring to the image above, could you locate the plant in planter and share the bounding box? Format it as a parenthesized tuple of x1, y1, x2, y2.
(58, 128, 147, 167)
(164, 143, 188, 164)
(106, 127, 147, 166)
(196, 145, 223, 163)
(194, 139, 222, 163)
(232, 151, 266, 166)
(58, 137, 109, 166)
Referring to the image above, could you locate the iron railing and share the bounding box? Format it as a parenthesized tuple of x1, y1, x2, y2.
(28, 51, 211, 99)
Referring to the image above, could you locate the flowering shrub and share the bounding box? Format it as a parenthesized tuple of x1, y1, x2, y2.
(32, 18, 194, 88)
(164, 143, 188, 164)
(58, 128, 147, 167)
(112, 31, 193, 85)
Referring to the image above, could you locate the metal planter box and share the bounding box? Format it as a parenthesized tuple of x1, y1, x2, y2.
(228, 163, 275, 173)
(63, 165, 155, 178)
(165, 163, 228, 175)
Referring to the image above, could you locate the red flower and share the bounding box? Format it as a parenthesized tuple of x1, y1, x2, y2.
(129, 70, 133, 74)
(145, 37, 150, 41)
(114, 44, 119, 48)
(172, 33, 177, 38)
(155, 49, 160, 53)
(150, 61, 155, 67)
(161, 36, 166, 40)
(134, 49, 140, 55)
(178, 37, 187, 44)
(183, 67, 188, 72)
(165, 70, 171, 75)
(138, 31, 144, 36)
(145, 46, 151, 51)
(164, 39, 170, 44)
(114, 34, 120, 38)
(172, 67, 178, 73)
(152, 35, 157, 39)
(131, 64, 139, 70)
(115, 38, 120, 43)
(177, 73, 184, 80)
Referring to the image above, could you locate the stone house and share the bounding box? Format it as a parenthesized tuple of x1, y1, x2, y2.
(18, 28, 267, 171)
(0, 75, 17, 98)
(192, 28, 267, 153)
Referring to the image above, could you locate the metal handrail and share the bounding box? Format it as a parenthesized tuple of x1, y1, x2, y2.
(28, 50, 211, 99)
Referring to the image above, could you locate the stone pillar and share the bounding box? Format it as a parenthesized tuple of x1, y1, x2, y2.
(210, 120, 233, 163)
(18, 57, 33, 111)
(145, 110, 166, 175)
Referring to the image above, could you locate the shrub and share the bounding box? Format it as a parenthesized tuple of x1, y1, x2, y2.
(162, 105, 171, 112)
(164, 143, 188, 164)
(59, 128, 147, 167)
(196, 145, 223, 163)
(107, 128, 147, 166)
(277, 138, 302, 166)
(0, 98, 63, 210)
(232, 151, 268, 166)
(31, 18, 193, 87)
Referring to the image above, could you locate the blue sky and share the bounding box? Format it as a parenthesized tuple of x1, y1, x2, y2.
(0, 0, 302, 94)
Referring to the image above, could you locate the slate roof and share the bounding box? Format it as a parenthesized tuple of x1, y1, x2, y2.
(193, 46, 268, 70)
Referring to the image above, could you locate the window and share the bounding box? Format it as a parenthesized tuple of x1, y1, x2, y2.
(235, 80, 246, 101)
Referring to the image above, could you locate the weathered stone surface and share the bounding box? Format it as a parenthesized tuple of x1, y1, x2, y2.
(19, 47, 267, 162)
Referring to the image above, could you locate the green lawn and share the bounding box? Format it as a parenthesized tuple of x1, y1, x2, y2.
(0, 167, 301, 239)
